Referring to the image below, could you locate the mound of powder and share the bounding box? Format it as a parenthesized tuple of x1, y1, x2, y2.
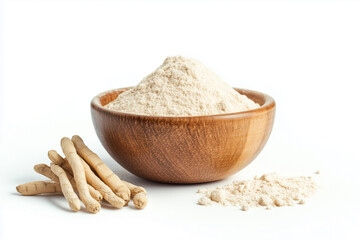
(105, 56, 259, 116)
(197, 173, 319, 211)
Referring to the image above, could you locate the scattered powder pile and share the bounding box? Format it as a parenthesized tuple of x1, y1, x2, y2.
(197, 173, 318, 211)
(105, 56, 260, 116)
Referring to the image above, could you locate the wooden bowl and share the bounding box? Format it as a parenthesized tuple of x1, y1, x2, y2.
(91, 88, 275, 183)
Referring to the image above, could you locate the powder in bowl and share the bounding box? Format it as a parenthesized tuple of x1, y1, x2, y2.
(105, 56, 260, 116)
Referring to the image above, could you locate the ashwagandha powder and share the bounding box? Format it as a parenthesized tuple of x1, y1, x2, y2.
(197, 173, 319, 211)
(105, 56, 260, 116)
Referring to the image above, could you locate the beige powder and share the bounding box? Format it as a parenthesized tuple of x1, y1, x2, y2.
(105, 56, 259, 116)
(197, 173, 318, 211)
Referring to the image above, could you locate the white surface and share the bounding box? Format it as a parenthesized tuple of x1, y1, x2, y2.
(1, 0, 360, 239)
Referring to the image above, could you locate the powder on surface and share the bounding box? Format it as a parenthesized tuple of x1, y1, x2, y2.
(197, 173, 319, 211)
(105, 56, 260, 116)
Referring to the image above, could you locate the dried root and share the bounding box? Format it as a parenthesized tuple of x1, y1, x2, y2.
(132, 192, 148, 210)
(48, 150, 68, 169)
(61, 137, 100, 214)
(123, 180, 148, 209)
(50, 163, 81, 212)
(50, 146, 124, 208)
(72, 135, 130, 202)
(16, 135, 148, 213)
(16, 181, 61, 196)
(47, 150, 102, 202)
(123, 180, 147, 197)
(34, 164, 59, 182)
(81, 158, 125, 209)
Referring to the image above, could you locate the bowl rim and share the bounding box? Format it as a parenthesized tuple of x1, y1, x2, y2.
(91, 87, 275, 121)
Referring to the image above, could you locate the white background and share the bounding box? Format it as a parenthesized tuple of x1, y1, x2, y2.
(1, 0, 360, 239)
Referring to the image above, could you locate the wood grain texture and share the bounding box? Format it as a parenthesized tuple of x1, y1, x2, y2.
(91, 88, 275, 184)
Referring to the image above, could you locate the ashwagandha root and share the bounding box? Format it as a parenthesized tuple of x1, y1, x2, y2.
(133, 192, 148, 210)
(16, 181, 61, 196)
(50, 163, 81, 212)
(47, 150, 103, 202)
(81, 158, 125, 209)
(48, 146, 145, 209)
(16, 135, 148, 213)
(49, 148, 124, 208)
(71, 135, 131, 202)
(123, 180, 147, 197)
(48, 150, 73, 173)
(122, 180, 148, 209)
(61, 137, 101, 214)
(34, 163, 59, 182)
